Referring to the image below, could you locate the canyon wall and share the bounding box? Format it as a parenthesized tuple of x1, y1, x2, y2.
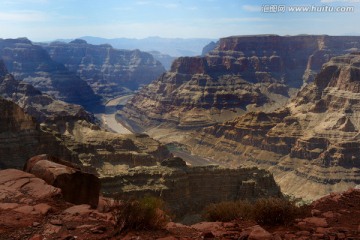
(44, 39, 165, 100)
(191, 53, 360, 200)
(0, 60, 96, 124)
(0, 38, 101, 109)
(122, 35, 360, 130)
(101, 158, 281, 217)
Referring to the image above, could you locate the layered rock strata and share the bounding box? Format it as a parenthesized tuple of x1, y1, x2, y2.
(44, 39, 165, 99)
(0, 97, 81, 169)
(0, 92, 170, 171)
(0, 60, 96, 124)
(0, 38, 101, 109)
(122, 35, 360, 130)
(101, 158, 282, 217)
(191, 53, 360, 200)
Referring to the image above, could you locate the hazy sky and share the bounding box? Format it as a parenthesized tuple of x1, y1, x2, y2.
(1, 0, 359, 41)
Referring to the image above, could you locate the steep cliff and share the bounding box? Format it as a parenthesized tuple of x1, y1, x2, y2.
(0, 97, 81, 169)
(0, 38, 101, 109)
(0, 62, 171, 171)
(101, 158, 281, 217)
(44, 39, 165, 99)
(191, 53, 360, 200)
(0, 94, 171, 173)
(0, 60, 96, 124)
(122, 35, 360, 131)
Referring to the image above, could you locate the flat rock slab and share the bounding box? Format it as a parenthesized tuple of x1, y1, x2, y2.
(0, 169, 61, 201)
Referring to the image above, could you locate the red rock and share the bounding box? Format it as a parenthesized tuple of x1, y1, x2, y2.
(336, 233, 346, 239)
(297, 231, 311, 236)
(50, 219, 63, 226)
(29, 234, 43, 240)
(284, 233, 297, 239)
(63, 204, 92, 216)
(0, 169, 61, 200)
(13, 205, 35, 215)
(316, 227, 332, 234)
(157, 237, 178, 240)
(303, 217, 328, 228)
(248, 225, 273, 240)
(0, 202, 19, 210)
(25, 156, 100, 208)
(311, 209, 321, 217)
(191, 222, 225, 236)
(33, 203, 52, 215)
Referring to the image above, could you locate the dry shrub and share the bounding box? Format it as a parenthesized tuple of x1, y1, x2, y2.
(203, 200, 253, 222)
(113, 196, 170, 233)
(253, 197, 307, 225)
(203, 197, 309, 226)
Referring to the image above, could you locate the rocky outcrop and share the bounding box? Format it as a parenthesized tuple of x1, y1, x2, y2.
(0, 97, 81, 169)
(191, 53, 360, 200)
(0, 38, 101, 109)
(1, 168, 359, 239)
(201, 41, 217, 56)
(0, 93, 170, 172)
(25, 155, 100, 208)
(122, 35, 360, 130)
(101, 161, 281, 217)
(149, 50, 176, 71)
(0, 168, 116, 239)
(44, 39, 165, 99)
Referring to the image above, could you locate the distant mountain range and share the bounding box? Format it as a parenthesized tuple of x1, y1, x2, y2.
(54, 36, 217, 57)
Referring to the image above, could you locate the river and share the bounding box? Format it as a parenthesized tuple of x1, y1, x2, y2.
(95, 95, 133, 134)
(95, 95, 217, 166)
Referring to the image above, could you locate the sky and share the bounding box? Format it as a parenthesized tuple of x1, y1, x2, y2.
(0, 0, 360, 41)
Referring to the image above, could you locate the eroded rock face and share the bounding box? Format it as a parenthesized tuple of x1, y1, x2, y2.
(44, 39, 165, 99)
(101, 163, 281, 217)
(0, 61, 96, 124)
(0, 38, 101, 109)
(25, 155, 100, 208)
(0, 97, 81, 169)
(191, 53, 360, 200)
(122, 35, 360, 130)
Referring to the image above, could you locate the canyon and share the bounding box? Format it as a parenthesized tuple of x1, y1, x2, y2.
(44, 39, 165, 100)
(0, 38, 101, 110)
(121, 35, 360, 201)
(0, 52, 281, 219)
(190, 52, 360, 201)
(122, 35, 360, 132)
(2, 34, 360, 237)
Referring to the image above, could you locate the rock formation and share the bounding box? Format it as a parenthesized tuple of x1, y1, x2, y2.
(101, 158, 282, 217)
(25, 155, 100, 208)
(148, 50, 176, 71)
(0, 60, 96, 124)
(1, 167, 360, 239)
(121, 35, 360, 131)
(44, 39, 165, 100)
(0, 168, 116, 239)
(191, 53, 360, 200)
(0, 38, 101, 109)
(0, 96, 81, 169)
(0, 90, 170, 172)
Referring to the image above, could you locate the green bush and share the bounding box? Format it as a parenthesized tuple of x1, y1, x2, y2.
(203, 197, 309, 226)
(113, 196, 170, 233)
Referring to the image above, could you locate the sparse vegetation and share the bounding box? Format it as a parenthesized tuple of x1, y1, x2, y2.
(203, 197, 309, 226)
(113, 196, 170, 234)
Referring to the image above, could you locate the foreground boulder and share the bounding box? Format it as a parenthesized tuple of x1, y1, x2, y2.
(25, 154, 101, 208)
